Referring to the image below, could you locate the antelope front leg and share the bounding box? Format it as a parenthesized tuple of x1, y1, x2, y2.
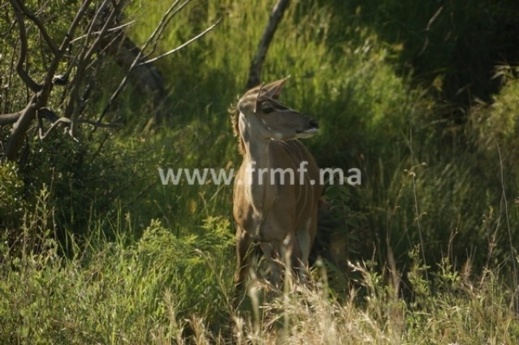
(260, 242, 283, 288)
(261, 235, 302, 289)
(234, 226, 252, 293)
(295, 216, 317, 283)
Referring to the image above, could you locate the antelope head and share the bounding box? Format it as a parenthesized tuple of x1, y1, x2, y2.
(237, 77, 319, 142)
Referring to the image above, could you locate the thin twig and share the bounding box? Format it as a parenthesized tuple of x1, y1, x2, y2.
(38, 117, 71, 140)
(79, 119, 122, 128)
(9, 0, 42, 92)
(144, 0, 185, 59)
(4, 0, 93, 160)
(139, 18, 222, 66)
(496, 142, 519, 313)
(16, 0, 59, 55)
(69, 20, 135, 44)
(97, 0, 199, 124)
(68, 0, 120, 137)
(418, 6, 444, 56)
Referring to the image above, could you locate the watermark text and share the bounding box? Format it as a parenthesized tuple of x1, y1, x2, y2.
(158, 161, 361, 186)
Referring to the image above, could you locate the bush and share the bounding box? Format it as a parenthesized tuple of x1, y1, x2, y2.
(0, 162, 25, 231)
(0, 216, 234, 344)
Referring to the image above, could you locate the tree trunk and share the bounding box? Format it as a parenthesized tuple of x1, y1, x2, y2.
(246, 0, 290, 89)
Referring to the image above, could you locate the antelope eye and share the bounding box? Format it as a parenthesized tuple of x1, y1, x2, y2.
(260, 103, 275, 114)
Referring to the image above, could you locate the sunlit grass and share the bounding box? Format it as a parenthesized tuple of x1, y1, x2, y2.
(1, 203, 517, 344)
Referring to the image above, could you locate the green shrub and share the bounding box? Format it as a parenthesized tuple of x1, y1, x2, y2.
(0, 162, 25, 231)
(470, 67, 519, 166)
(0, 216, 234, 344)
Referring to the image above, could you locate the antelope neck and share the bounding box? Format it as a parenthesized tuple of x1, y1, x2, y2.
(238, 112, 276, 212)
(238, 112, 272, 169)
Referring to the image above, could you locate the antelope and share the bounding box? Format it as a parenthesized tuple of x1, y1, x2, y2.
(230, 77, 322, 292)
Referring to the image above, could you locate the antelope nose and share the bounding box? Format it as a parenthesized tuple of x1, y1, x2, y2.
(309, 119, 319, 129)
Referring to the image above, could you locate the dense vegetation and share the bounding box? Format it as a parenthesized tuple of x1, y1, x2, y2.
(1, 0, 519, 343)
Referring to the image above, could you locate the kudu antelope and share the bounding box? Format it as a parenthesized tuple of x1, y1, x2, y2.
(231, 77, 322, 291)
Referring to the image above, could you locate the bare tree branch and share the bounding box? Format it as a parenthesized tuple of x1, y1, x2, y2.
(67, 0, 122, 138)
(81, 0, 112, 61)
(79, 119, 122, 128)
(246, 0, 290, 89)
(15, 0, 59, 56)
(97, 0, 194, 125)
(4, 97, 38, 160)
(69, 20, 135, 44)
(4, 0, 93, 161)
(0, 111, 22, 126)
(98, 0, 186, 119)
(139, 17, 222, 66)
(102, 33, 165, 92)
(33, 107, 120, 141)
(2, 0, 203, 160)
(9, 0, 42, 92)
(143, 0, 185, 59)
(38, 113, 71, 140)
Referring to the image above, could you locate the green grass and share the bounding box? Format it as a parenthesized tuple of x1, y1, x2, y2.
(1, 206, 518, 344)
(0, 191, 235, 344)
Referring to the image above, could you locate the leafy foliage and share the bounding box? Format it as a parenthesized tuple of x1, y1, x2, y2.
(0, 162, 25, 230)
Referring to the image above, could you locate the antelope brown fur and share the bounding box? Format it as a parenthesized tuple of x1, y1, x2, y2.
(231, 77, 322, 291)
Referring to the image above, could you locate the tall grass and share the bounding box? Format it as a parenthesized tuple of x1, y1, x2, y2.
(1, 193, 518, 344)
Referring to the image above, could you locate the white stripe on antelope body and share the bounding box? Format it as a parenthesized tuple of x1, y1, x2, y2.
(230, 77, 322, 291)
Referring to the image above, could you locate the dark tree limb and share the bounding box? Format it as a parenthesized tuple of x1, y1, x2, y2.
(97, 32, 165, 126)
(9, 0, 42, 92)
(37, 109, 71, 140)
(96, 0, 190, 125)
(34, 107, 120, 141)
(143, 0, 187, 60)
(246, 0, 290, 89)
(139, 17, 222, 66)
(67, 0, 122, 138)
(0, 111, 22, 125)
(98, 0, 218, 125)
(15, 0, 59, 56)
(79, 119, 122, 129)
(3, 0, 93, 161)
(2, 0, 213, 161)
(69, 21, 135, 44)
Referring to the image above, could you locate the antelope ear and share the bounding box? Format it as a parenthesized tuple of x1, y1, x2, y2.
(261, 76, 290, 99)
